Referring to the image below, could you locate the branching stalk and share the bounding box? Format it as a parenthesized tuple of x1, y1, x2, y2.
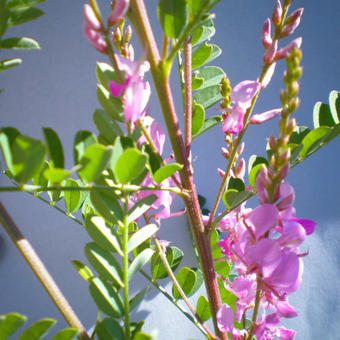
(0, 202, 90, 340)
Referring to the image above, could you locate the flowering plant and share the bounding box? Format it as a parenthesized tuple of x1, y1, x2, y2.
(0, 0, 339, 339)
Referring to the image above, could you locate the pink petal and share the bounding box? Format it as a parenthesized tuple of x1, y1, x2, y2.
(261, 62, 276, 88)
(108, 0, 130, 26)
(291, 218, 316, 235)
(84, 4, 102, 31)
(108, 79, 129, 97)
(275, 37, 302, 60)
(250, 107, 282, 124)
(222, 106, 245, 134)
(216, 304, 234, 333)
(278, 219, 306, 247)
(274, 300, 298, 318)
(230, 80, 261, 110)
(248, 204, 278, 238)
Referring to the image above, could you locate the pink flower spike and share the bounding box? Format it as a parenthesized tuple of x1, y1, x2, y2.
(250, 108, 282, 125)
(248, 203, 278, 238)
(84, 4, 102, 31)
(108, 0, 130, 26)
(262, 18, 272, 49)
(261, 62, 276, 88)
(216, 304, 234, 333)
(83, 22, 108, 54)
(276, 37, 302, 60)
(230, 80, 261, 110)
(263, 40, 278, 64)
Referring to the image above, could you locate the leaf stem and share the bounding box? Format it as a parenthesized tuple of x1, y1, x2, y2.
(0, 201, 90, 340)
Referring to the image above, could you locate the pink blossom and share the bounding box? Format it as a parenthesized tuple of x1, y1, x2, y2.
(84, 4, 102, 31)
(250, 108, 282, 125)
(272, 0, 283, 26)
(222, 106, 245, 134)
(261, 62, 276, 88)
(280, 8, 303, 38)
(216, 304, 234, 333)
(83, 22, 107, 53)
(108, 0, 130, 26)
(275, 37, 302, 60)
(262, 18, 272, 49)
(263, 40, 278, 64)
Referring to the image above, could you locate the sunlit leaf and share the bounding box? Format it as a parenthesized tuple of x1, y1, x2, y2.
(64, 179, 82, 213)
(0, 58, 22, 71)
(153, 163, 182, 184)
(196, 296, 211, 322)
(329, 90, 340, 124)
(0, 37, 40, 49)
(151, 246, 183, 279)
(192, 115, 222, 139)
(172, 267, 196, 299)
(93, 109, 123, 144)
(193, 85, 222, 109)
(6, 0, 46, 9)
(8, 7, 44, 26)
(18, 319, 55, 340)
(96, 318, 124, 340)
(191, 102, 205, 136)
(192, 43, 213, 69)
(127, 195, 157, 224)
(127, 224, 158, 253)
(313, 102, 335, 128)
(0, 313, 27, 340)
(71, 260, 93, 281)
(73, 130, 97, 164)
(50, 328, 79, 340)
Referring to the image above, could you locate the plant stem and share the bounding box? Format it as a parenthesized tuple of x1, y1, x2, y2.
(153, 237, 216, 339)
(0, 201, 90, 340)
(122, 194, 130, 339)
(247, 273, 262, 340)
(129, 2, 226, 338)
(184, 37, 192, 158)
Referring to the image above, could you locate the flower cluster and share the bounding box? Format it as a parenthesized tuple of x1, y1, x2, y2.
(215, 177, 316, 339)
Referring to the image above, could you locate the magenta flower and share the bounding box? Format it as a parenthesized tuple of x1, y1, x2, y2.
(222, 80, 260, 134)
(216, 304, 235, 334)
(108, 55, 150, 128)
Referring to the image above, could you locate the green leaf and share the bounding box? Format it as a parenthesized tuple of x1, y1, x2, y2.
(128, 248, 154, 279)
(223, 189, 252, 210)
(214, 260, 230, 277)
(217, 277, 237, 311)
(32, 160, 48, 186)
(157, 0, 188, 39)
(43, 168, 70, 184)
(0, 127, 19, 174)
(192, 66, 225, 90)
(196, 296, 211, 322)
(93, 109, 123, 144)
(151, 246, 183, 279)
(64, 179, 82, 213)
(143, 144, 162, 175)
(0, 1, 9, 38)
(0, 58, 22, 71)
(193, 115, 222, 139)
(42, 127, 64, 168)
(248, 164, 263, 189)
(78, 144, 112, 182)
(299, 126, 330, 159)
(73, 130, 97, 164)
(89, 277, 123, 318)
(289, 125, 310, 144)
(313, 102, 335, 128)
(192, 25, 215, 47)
(191, 102, 205, 136)
(129, 287, 150, 311)
(97, 84, 124, 122)
(109, 136, 133, 172)
(85, 242, 124, 287)
(190, 267, 203, 296)
(71, 260, 93, 281)
(204, 44, 221, 65)
(96, 318, 124, 340)
(227, 177, 245, 191)
(192, 75, 204, 91)
(192, 43, 213, 69)
(0, 313, 27, 340)
(323, 123, 340, 143)
(172, 267, 196, 299)
(90, 189, 123, 224)
(127, 224, 158, 253)
(114, 148, 147, 184)
(210, 230, 222, 260)
(193, 85, 222, 109)
(8, 7, 44, 26)
(50, 329, 79, 340)
(187, 0, 204, 18)
(85, 216, 123, 256)
(96, 62, 121, 91)
(18, 319, 56, 340)
(6, 0, 46, 9)
(0, 37, 40, 49)
(153, 163, 182, 184)
(127, 195, 157, 224)
(248, 155, 268, 173)
(329, 90, 340, 124)
(9, 133, 45, 183)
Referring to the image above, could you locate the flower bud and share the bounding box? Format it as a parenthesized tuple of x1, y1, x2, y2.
(258, 164, 271, 188)
(217, 168, 226, 178)
(108, 0, 130, 26)
(288, 97, 300, 113)
(269, 135, 277, 151)
(255, 172, 269, 204)
(272, 0, 283, 26)
(279, 148, 291, 165)
(84, 4, 102, 31)
(235, 158, 246, 179)
(112, 26, 122, 48)
(263, 40, 278, 64)
(124, 25, 133, 43)
(286, 118, 296, 134)
(280, 17, 301, 38)
(275, 37, 302, 60)
(287, 81, 299, 98)
(262, 19, 272, 49)
(278, 163, 289, 181)
(221, 147, 230, 159)
(280, 89, 288, 105)
(83, 22, 108, 54)
(285, 8, 304, 26)
(237, 142, 245, 155)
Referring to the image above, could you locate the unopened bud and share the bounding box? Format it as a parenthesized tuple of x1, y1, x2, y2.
(263, 40, 278, 64)
(275, 37, 302, 60)
(262, 19, 272, 49)
(237, 142, 245, 155)
(278, 163, 289, 181)
(258, 164, 271, 188)
(113, 26, 122, 45)
(224, 134, 232, 144)
(83, 23, 108, 54)
(286, 118, 297, 134)
(221, 147, 229, 159)
(255, 174, 269, 204)
(108, 0, 130, 26)
(217, 168, 225, 178)
(290, 66, 303, 80)
(269, 135, 277, 151)
(272, 0, 283, 26)
(280, 89, 288, 104)
(285, 8, 304, 26)
(124, 25, 133, 43)
(280, 17, 301, 38)
(279, 149, 291, 165)
(221, 77, 231, 97)
(84, 4, 102, 31)
(288, 97, 300, 113)
(235, 158, 246, 179)
(288, 81, 299, 98)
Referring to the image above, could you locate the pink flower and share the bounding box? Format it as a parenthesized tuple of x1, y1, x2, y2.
(250, 108, 282, 125)
(222, 80, 260, 134)
(84, 4, 102, 31)
(275, 37, 302, 60)
(108, 0, 130, 26)
(216, 304, 234, 334)
(262, 18, 272, 49)
(108, 55, 150, 128)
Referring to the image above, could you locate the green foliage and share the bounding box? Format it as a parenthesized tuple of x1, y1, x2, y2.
(196, 295, 211, 322)
(191, 102, 205, 136)
(97, 84, 124, 122)
(89, 277, 124, 318)
(172, 267, 202, 299)
(6, 0, 47, 9)
(151, 246, 183, 279)
(0, 313, 78, 340)
(128, 248, 154, 279)
(42, 127, 64, 168)
(127, 224, 158, 253)
(153, 163, 182, 184)
(127, 195, 157, 224)
(0, 57, 22, 71)
(64, 179, 83, 212)
(114, 148, 148, 184)
(96, 318, 125, 340)
(129, 287, 150, 311)
(71, 260, 94, 281)
(73, 130, 97, 164)
(8, 6, 44, 26)
(0, 36, 40, 49)
(158, 0, 188, 39)
(210, 230, 223, 260)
